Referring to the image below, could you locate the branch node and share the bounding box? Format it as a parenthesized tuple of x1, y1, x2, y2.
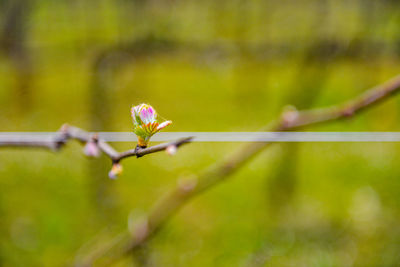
(341, 107, 355, 117)
(177, 175, 198, 194)
(135, 145, 144, 158)
(53, 124, 71, 150)
(281, 105, 299, 127)
(128, 214, 149, 243)
(92, 133, 99, 143)
(60, 123, 70, 133)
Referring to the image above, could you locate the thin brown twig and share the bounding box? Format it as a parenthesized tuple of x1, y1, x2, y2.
(77, 73, 400, 266)
(0, 124, 193, 164)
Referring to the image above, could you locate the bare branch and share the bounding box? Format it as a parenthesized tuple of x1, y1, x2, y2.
(77, 74, 400, 266)
(0, 124, 192, 164)
(278, 74, 400, 129)
(0, 140, 57, 150)
(116, 137, 193, 160)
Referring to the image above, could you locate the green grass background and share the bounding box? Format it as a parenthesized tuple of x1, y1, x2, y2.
(1, 0, 400, 266)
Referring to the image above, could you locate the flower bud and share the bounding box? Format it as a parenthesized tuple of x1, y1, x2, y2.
(108, 163, 123, 179)
(83, 141, 100, 157)
(166, 145, 177, 156)
(131, 104, 172, 147)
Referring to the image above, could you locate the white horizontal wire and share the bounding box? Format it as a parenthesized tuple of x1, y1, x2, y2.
(1, 132, 400, 142)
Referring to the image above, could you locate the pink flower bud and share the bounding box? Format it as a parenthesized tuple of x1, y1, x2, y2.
(108, 163, 123, 179)
(83, 141, 100, 157)
(131, 104, 172, 147)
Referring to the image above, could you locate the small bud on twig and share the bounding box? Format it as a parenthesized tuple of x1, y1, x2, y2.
(131, 104, 172, 148)
(166, 145, 177, 156)
(108, 163, 123, 179)
(342, 107, 355, 117)
(177, 175, 198, 193)
(282, 105, 299, 126)
(128, 211, 149, 242)
(83, 140, 100, 158)
(60, 123, 69, 133)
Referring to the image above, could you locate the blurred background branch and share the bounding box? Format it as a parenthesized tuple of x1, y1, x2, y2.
(77, 74, 400, 266)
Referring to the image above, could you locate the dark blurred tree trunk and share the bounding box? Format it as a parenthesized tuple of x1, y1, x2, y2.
(0, 0, 34, 113)
(267, 64, 326, 213)
(0, 1, 32, 264)
(88, 55, 120, 223)
(266, 0, 332, 215)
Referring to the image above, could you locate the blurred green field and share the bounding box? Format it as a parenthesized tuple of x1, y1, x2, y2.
(2, 0, 400, 266)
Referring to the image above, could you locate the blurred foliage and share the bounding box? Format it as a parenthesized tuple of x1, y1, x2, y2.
(1, 0, 400, 266)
